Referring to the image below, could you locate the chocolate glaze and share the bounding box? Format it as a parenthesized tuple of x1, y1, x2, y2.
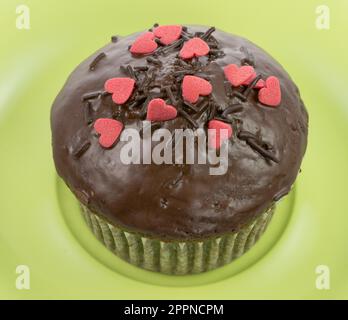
(51, 26, 308, 240)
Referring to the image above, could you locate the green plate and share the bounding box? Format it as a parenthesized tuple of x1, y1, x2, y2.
(1, 0, 347, 299)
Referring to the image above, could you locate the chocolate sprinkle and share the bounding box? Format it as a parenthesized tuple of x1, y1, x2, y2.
(138, 67, 156, 93)
(222, 104, 243, 117)
(140, 96, 153, 118)
(173, 70, 193, 77)
(198, 100, 209, 114)
(238, 130, 258, 141)
(154, 38, 163, 46)
(201, 27, 216, 40)
(161, 38, 184, 55)
(126, 65, 137, 80)
(243, 74, 262, 98)
(138, 71, 149, 92)
(178, 109, 199, 128)
(84, 101, 93, 125)
(246, 138, 279, 163)
(101, 90, 111, 97)
(164, 86, 177, 105)
(128, 95, 146, 109)
(134, 66, 149, 71)
(146, 57, 162, 66)
(232, 91, 247, 102)
(181, 33, 191, 41)
(208, 103, 217, 121)
(183, 100, 199, 113)
(207, 42, 218, 49)
(175, 58, 191, 68)
(89, 52, 106, 71)
(240, 46, 255, 67)
(144, 68, 157, 92)
(238, 131, 278, 163)
(81, 91, 102, 101)
(73, 141, 91, 159)
(135, 94, 147, 102)
(111, 36, 118, 43)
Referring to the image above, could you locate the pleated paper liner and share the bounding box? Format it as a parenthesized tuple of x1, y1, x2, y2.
(81, 204, 275, 275)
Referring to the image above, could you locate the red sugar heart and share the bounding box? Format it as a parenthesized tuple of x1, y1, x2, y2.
(208, 120, 233, 149)
(154, 25, 182, 45)
(254, 79, 265, 89)
(94, 118, 123, 148)
(224, 64, 256, 87)
(130, 32, 158, 54)
(182, 75, 212, 104)
(258, 76, 281, 107)
(179, 37, 210, 59)
(146, 98, 177, 122)
(104, 77, 135, 104)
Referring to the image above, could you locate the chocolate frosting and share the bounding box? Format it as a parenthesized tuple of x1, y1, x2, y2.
(51, 26, 308, 240)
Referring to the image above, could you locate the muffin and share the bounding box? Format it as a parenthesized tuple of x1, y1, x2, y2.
(51, 24, 308, 274)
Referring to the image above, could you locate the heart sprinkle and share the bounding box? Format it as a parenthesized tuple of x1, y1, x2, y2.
(182, 75, 212, 104)
(254, 79, 265, 89)
(179, 37, 210, 59)
(154, 25, 182, 45)
(258, 76, 281, 107)
(104, 77, 135, 104)
(146, 98, 178, 122)
(130, 32, 158, 54)
(208, 120, 233, 149)
(94, 118, 123, 148)
(224, 64, 256, 87)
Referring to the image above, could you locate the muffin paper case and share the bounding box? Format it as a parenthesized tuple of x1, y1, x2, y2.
(81, 204, 275, 274)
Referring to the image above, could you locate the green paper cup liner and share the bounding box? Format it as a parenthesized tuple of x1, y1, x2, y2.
(81, 204, 275, 274)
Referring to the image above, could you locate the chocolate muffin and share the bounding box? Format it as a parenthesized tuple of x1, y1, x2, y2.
(51, 25, 308, 274)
